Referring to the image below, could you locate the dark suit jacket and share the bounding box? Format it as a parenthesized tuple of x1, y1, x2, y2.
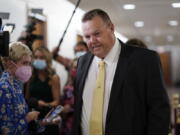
(72, 40, 170, 135)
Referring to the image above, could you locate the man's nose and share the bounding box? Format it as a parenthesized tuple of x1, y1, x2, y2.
(89, 36, 97, 43)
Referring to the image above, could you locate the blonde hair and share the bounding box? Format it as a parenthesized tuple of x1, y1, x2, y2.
(9, 42, 32, 62)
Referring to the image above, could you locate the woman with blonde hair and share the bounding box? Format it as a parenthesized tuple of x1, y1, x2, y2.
(25, 46, 61, 134)
(0, 42, 39, 135)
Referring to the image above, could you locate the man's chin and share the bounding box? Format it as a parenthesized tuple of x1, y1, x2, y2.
(94, 52, 104, 59)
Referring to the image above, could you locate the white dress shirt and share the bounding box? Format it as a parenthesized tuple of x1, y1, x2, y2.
(81, 38, 121, 135)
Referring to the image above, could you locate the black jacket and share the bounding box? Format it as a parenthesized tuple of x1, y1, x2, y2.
(72, 41, 170, 135)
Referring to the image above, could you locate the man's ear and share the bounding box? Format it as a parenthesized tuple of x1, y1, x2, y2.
(109, 23, 115, 33)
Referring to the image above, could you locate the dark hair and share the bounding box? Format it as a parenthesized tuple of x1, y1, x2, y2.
(126, 38, 147, 49)
(75, 41, 88, 50)
(82, 9, 112, 25)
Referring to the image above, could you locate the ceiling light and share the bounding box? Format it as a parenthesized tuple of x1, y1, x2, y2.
(123, 4, 136, 10)
(168, 20, 178, 26)
(172, 3, 180, 8)
(134, 21, 144, 27)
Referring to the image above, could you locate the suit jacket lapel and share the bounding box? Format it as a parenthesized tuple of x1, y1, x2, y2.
(76, 53, 94, 102)
(106, 41, 129, 124)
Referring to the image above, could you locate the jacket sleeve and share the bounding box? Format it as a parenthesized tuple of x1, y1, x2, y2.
(146, 52, 171, 135)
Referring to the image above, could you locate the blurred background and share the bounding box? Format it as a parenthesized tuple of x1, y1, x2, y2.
(0, 0, 180, 134)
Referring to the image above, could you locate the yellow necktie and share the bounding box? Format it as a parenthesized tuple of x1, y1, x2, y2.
(89, 60, 106, 135)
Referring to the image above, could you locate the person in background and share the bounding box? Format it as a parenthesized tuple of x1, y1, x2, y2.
(0, 42, 39, 135)
(72, 9, 170, 135)
(53, 41, 88, 71)
(59, 58, 77, 135)
(52, 41, 88, 135)
(126, 38, 148, 49)
(25, 46, 61, 135)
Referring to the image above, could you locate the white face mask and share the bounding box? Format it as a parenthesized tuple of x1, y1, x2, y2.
(75, 51, 87, 58)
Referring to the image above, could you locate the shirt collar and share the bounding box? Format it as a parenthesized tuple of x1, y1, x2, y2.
(95, 38, 121, 65)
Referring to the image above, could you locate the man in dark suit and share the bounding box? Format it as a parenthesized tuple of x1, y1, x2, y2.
(72, 9, 170, 135)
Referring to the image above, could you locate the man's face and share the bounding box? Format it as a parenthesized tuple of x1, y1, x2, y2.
(82, 16, 115, 58)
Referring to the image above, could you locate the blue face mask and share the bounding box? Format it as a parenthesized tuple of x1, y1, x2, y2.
(33, 59, 47, 70)
(75, 51, 86, 58)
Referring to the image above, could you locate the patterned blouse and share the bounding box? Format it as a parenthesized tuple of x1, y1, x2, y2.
(0, 72, 29, 135)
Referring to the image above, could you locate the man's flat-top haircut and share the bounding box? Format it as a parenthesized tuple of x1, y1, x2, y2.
(82, 9, 112, 25)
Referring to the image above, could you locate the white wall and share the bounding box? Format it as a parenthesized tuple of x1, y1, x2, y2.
(0, 0, 27, 42)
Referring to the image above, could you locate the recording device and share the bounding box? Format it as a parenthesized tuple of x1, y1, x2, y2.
(29, 105, 63, 134)
(0, 18, 9, 57)
(2, 23, 15, 33)
(43, 105, 64, 122)
(18, 19, 43, 50)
